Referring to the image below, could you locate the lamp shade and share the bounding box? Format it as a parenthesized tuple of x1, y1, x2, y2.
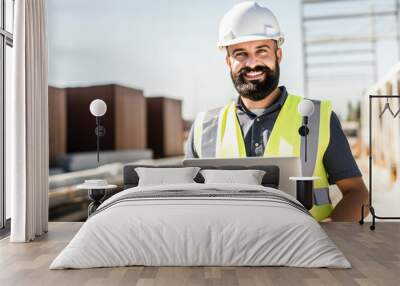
(89, 99, 107, 117)
(298, 99, 314, 117)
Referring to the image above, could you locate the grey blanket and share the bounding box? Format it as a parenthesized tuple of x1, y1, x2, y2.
(91, 188, 311, 218)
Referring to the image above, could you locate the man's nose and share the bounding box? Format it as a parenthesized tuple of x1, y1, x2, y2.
(244, 55, 258, 69)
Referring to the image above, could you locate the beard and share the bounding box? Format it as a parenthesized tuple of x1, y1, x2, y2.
(230, 58, 280, 101)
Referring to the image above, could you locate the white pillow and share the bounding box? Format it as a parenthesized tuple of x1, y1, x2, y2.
(200, 169, 266, 185)
(135, 167, 200, 186)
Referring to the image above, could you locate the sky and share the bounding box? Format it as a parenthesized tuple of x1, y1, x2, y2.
(47, 0, 400, 120)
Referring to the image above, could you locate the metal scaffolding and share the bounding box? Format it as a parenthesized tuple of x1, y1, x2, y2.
(301, 0, 400, 97)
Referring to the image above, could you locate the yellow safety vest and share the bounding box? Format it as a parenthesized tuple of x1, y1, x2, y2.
(193, 93, 333, 221)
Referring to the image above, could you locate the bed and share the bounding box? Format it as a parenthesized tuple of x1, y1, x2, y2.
(49, 164, 351, 269)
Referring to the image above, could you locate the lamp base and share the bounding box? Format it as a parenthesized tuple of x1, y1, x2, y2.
(295, 180, 313, 210)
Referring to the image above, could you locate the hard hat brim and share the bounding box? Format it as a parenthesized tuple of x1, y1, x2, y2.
(218, 34, 284, 50)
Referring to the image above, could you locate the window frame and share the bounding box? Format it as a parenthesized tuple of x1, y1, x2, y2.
(0, 0, 14, 230)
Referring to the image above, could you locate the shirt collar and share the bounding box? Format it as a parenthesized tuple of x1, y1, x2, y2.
(236, 86, 288, 116)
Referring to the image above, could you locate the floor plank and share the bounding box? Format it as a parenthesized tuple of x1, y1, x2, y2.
(0, 222, 399, 286)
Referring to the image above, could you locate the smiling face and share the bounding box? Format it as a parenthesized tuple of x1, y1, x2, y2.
(226, 39, 282, 101)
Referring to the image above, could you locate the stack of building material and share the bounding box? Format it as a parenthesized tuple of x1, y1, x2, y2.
(48, 85, 185, 170)
(146, 97, 184, 158)
(48, 86, 67, 166)
(48, 84, 150, 170)
(65, 84, 147, 152)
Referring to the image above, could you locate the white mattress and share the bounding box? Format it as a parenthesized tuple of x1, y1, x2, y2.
(50, 183, 351, 269)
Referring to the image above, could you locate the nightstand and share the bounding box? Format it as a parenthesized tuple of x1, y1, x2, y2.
(77, 183, 117, 216)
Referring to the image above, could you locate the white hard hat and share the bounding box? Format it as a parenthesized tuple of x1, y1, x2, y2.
(218, 1, 284, 49)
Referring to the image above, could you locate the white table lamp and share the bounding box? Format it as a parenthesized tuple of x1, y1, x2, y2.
(89, 99, 107, 168)
(298, 99, 314, 162)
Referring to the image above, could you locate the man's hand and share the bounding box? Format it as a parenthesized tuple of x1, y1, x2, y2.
(330, 177, 369, 222)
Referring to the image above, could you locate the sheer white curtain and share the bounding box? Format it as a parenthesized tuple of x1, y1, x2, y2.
(7, 0, 49, 242)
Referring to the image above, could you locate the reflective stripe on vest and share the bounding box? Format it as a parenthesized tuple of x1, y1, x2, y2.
(193, 94, 333, 221)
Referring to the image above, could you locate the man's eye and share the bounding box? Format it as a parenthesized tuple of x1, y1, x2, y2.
(257, 50, 268, 55)
(234, 52, 246, 58)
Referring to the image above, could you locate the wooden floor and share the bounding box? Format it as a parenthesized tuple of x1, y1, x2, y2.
(0, 222, 399, 286)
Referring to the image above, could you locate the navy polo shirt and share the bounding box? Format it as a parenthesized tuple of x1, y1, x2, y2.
(185, 86, 362, 185)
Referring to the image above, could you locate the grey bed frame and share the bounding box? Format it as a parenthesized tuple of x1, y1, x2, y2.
(123, 164, 280, 189)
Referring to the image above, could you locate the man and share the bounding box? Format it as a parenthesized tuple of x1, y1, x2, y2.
(185, 2, 369, 222)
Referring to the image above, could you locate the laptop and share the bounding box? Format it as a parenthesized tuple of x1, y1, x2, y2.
(183, 156, 301, 197)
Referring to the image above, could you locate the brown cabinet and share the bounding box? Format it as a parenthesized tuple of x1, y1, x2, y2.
(147, 97, 184, 158)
